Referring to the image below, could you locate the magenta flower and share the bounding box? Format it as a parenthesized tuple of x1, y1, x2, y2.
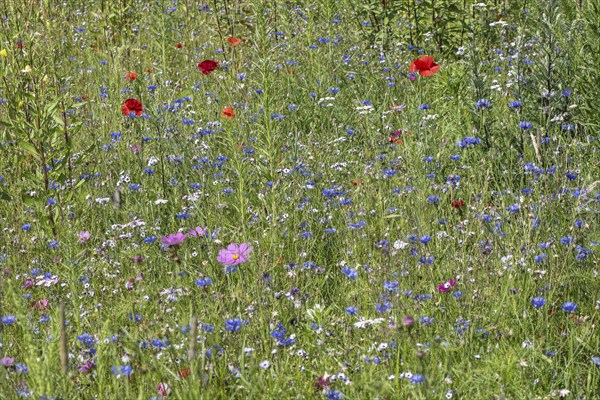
(217, 242, 253, 266)
(438, 279, 456, 293)
(0, 357, 14, 367)
(161, 232, 187, 246)
(188, 226, 208, 237)
(79, 231, 90, 243)
(158, 382, 171, 397)
(78, 359, 95, 373)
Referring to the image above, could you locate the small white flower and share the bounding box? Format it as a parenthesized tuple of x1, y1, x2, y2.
(259, 360, 270, 369)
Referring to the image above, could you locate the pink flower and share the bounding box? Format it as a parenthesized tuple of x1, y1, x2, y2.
(217, 242, 253, 266)
(0, 357, 14, 367)
(79, 231, 90, 243)
(161, 232, 187, 246)
(188, 226, 208, 237)
(78, 359, 95, 373)
(438, 279, 456, 293)
(158, 382, 171, 397)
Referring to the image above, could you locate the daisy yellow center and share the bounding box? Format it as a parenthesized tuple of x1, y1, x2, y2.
(232, 253, 240, 260)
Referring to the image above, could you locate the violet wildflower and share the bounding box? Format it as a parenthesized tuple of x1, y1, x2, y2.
(217, 243, 253, 266)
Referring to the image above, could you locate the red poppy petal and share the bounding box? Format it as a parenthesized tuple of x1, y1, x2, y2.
(409, 62, 418, 73)
(419, 56, 435, 68)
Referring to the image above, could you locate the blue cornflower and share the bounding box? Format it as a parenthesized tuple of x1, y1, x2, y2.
(427, 195, 439, 203)
(457, 137, 481, 148)
(419, 255, 434, 265)
(77, 333, 96, 347)
(328, 87, 340, 94)
(509, 100, 522, 109)
(346, 306, 358, 315)
(21, 224, 31, 231)
(562, 124, 575, 131)
(476, 99, 491, 109)
(519, 121, 532, 129)
(342, 266, 358, 280)
(560, 236, 573, 245)
(111, 365, 133, 376)
(376, 301, 392, 313)
(129, 183, 141, 191)
(450, 154, 460, 161)
(566, 172, 577, 180)
(225, 318, 243, 332)
(419, 103, 430, 110)
(47, 197, 56, 206)
(1, 315, 16, 325)
(419, 235, 431, 244)
(562, 302, 578, 313)
(48, 240, 59, 249)
(410, 374, 425, 384)
(531, 297, 545, 308)
(15, 363, 29, 374)
(177, 212, 190, 220)
(195, 277, 212, 288)
(144, 235, 157, 244)
(506, 204, 520, 213)
(327, 390, 344, 400)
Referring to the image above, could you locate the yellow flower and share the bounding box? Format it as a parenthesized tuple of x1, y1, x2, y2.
(0, 49, 7, 57)
(21, 65, 32, 73)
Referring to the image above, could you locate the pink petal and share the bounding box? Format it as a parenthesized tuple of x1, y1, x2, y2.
(227, 243, 238, 252)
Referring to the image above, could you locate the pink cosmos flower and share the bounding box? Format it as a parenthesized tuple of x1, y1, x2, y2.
(161, 232, 187, 246)
(217, 242, 253, 266)
(188, 226, 208, 237)
(79, 231, 90, 243)
(438, 279, 456, 293)
(0, 357, 14, 367)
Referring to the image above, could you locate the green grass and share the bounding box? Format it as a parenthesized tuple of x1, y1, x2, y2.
(0, 0, 599, 399)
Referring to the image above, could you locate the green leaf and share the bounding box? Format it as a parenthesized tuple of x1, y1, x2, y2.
(17, 140, 41, 161)
(0, 191, 12, 201)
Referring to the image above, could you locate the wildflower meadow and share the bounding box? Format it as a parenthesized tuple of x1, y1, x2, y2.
(0, 0, 599, 398)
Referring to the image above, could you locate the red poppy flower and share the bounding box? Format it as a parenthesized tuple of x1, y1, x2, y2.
(452, 199, 465, 209)
(176, 43, 183, 49)
(221, 107, 235, 120)
(198, 59, 219, 75)
(409, 56, 440, 77)
(177, 368, 190, 380)
(16, 41, 23, 49)
(227, 37, 241, 47)
(121, 99, 143, 116)
(125, 71, 137, 81)
(147, 68, 153, 73)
